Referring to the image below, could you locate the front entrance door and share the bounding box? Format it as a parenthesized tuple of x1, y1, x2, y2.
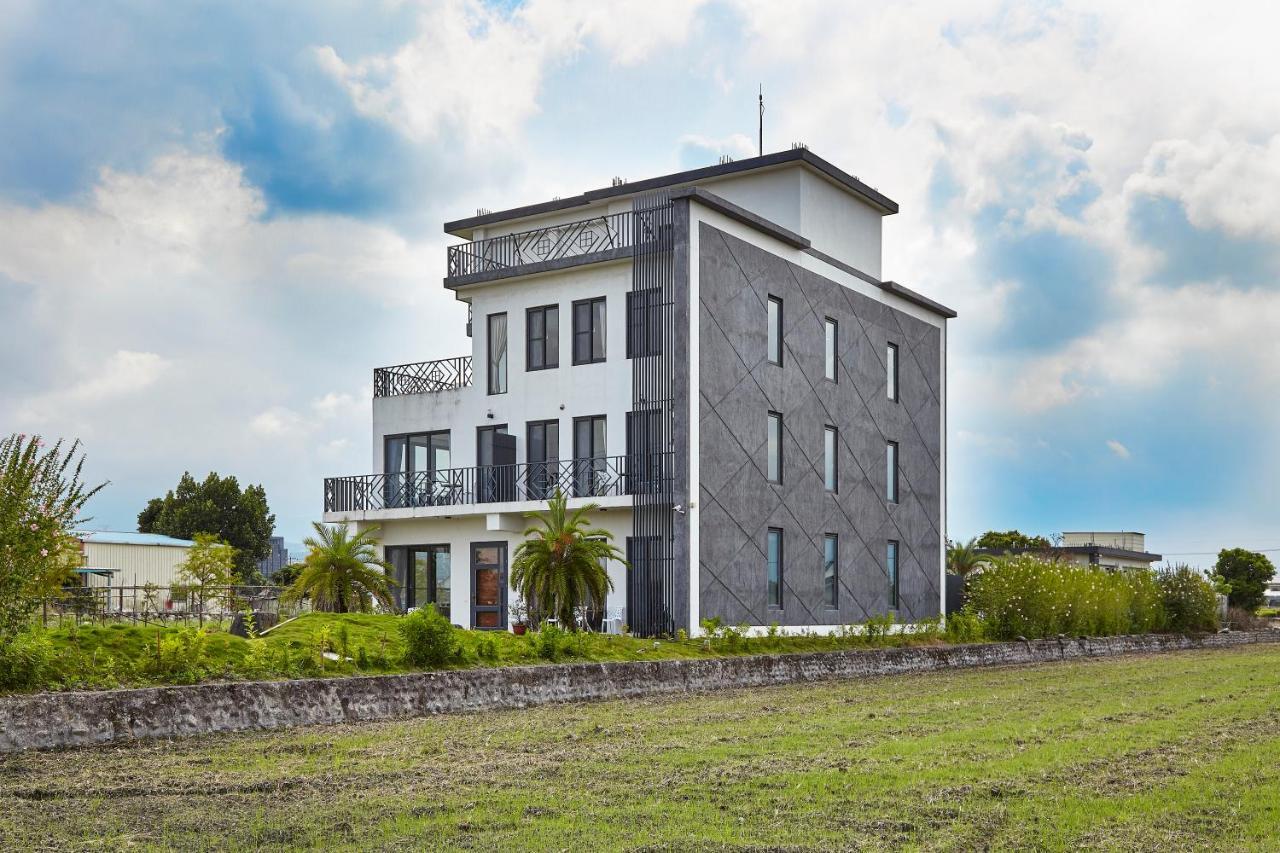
(471, 541, 507, 630)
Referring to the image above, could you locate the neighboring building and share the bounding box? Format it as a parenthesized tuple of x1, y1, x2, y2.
(976, 531, 1162, 570)
(74, 530, 196, 589)
(323, 149, 953, 635)
(257, 536, 290, 579)
(1261, 578, 1280, 608)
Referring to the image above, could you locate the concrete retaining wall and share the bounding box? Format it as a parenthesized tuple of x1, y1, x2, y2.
(2, 631, 1277, 753)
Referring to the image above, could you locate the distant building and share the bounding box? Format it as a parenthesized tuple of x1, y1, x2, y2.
(257, 536, 290, 579)
(977, 531, 1162, 570)
(74, 530, 197, 589)
(1262, 577, 1280, 608)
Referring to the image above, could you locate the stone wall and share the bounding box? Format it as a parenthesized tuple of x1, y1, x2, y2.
(2, 631, 1277, 753)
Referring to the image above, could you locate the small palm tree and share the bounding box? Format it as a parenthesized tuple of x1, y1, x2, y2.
(947, 537, 986, 577)
(283, 522, 394, 613)
(511, 491, 626, 627)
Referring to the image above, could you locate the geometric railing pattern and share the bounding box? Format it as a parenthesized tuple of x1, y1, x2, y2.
(447, 211, 634, 279)
(373, 356, 473, 398)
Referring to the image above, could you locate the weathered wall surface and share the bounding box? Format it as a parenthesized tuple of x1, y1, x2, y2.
(2, 632, 1276, 753)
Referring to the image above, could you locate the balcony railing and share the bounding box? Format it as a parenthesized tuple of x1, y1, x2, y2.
(324, 453, 672, 513)
(447, 211, 635, 280)
(374, 356, 473, 398)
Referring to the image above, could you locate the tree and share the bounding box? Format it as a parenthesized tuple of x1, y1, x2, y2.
(947, 537, 986, 576)
(176, 533, 237, 625)
(270, 561, 302, 590)
(510, 491, 627, 628)
(975, 530, 1053, 552)
(283, 522, 394, 613)
(138, 471, 275, 583)
(0, 434, 106, 641)
(1214, 548, 1275, 611)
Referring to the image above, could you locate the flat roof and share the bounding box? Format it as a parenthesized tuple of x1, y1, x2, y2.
(76, 530, 196, 548)
(444, 148, 899, 237)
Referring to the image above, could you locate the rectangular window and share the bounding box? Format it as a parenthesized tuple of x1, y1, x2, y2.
(767, 411, 783, 483)
(626, 409, 664, 495)
(767, 295, 783, 365)
(626, 288, 663, 358)
(824, 425, 838, 493)
(386, 545, 451, 618)
(573, 415, 607, 496)
(477, 425, 512, 502)
(887, 342, 899, 401)
(824, 317, 838, 381)
(526, 419, 559, 500)
(767, 528, 783, 608)
(824, 534, 839, 608)
(887, 540, 899, 609)
(487, 313, 507, 394)
(573, 297, 607, 364)
(887, 440, 899, 503)
(526, 305, 558, 371)
(383, 431, 450, 508)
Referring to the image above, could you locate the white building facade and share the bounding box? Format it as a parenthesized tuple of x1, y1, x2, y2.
(324, 150, 953, 635)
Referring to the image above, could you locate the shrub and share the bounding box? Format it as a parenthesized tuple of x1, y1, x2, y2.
(146, 626, 213, 683)
(1157, 565, 1219, 633)
(399, 605, 458, 668)
(0, 630, 57, 691)
(944, 610, 986, 644)
(863, 612, 896, 643)
(534, 622, 570, 661)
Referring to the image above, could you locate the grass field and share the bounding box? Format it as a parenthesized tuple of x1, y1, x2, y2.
(2, 645, 1278, 851)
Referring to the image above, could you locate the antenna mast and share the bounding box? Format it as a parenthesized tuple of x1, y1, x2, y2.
(758, 85, 764, 156)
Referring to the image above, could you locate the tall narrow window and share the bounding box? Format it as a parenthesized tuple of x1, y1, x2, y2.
(767, 528, 784, 608)
(824, 534, 839, 608)
(487, 313, 507, 395)
(887, 540, 899, 609)
(767, 296, 783, 365)
(824, 317, 838, 381)
(887, 440, 899, 503)
(824, 426, 838, 492)
(526, 305, 558, 371)
(385, 545, 451, 618)
(767, 411, 783, 483)
(627, 288, 662, 358)
(573, 297, 607, 364)
(526, 419, 559, 499)
(573, 415, 607, 496)
(887, 342, 899, 401)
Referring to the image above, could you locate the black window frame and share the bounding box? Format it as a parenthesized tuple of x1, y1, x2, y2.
(887, 539, 900, 609)
(887, 342, 899, 402)
(767, 411, 783, 484)
(766, 527, 784, 609)
(526, 418, 560, 500)
(572, 296, 607, 365)
(382, 430, 452, 508)
(824, 425, 839, 493)
(385, 544, 452, 618)
(887, 440, 899, 504)
(767, 295, 783, 366)
(824, 317, 838, 382)
(823, 533, 839, 609)
(572, 414, 607, 497)
(487, 312, 508, 395)
(626, 288, 663, 358)
(525, 304, 559, 372)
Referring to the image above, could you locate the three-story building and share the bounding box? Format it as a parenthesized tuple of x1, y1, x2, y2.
(324, 148, 954, 636)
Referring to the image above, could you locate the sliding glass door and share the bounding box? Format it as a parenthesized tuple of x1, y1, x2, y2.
(386, 545, 451, 617)
(384, 431, 450, 508)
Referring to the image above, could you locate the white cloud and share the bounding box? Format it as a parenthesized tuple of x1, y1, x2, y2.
(1106, 439, 1130, 460)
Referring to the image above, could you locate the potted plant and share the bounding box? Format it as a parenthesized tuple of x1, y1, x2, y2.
(509, 599, 530, 635)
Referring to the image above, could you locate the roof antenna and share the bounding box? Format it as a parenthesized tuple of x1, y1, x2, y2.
(758, 84, 764, 157)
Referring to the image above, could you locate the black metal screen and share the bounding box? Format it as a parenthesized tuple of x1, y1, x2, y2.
(627, 191, 677, 636)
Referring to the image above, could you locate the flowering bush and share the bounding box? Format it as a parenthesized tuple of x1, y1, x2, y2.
(1157, 564, 1220, 633)
(0, 434, 104, 641)
(965, 554, 1169, 640)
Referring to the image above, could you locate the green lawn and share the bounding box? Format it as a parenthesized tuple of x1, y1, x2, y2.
(3, 645, 1278, 850)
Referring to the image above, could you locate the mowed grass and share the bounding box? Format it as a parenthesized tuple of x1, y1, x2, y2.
(2, 646, 1279, 851)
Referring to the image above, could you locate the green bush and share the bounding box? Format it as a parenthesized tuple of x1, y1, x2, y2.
(944, 611, 986, 644)
(145, 626, 213, 683)
(966, 555, 1169, 640)
(1158, 565, 1220, 633)
(399, 605, 458, 668)
(0, 630, 57, 690)
(533, 622, 569, 661)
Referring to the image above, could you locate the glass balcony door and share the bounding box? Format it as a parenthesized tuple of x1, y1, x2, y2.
(384, 431, 450, 508)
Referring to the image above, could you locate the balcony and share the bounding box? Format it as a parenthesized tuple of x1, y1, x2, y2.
(324, 454, 672, 514)
(374, 356, 472, 399)
(446, 211, 636, 287)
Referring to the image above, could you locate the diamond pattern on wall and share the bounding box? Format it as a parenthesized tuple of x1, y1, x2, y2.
(697, 224, 944, 625)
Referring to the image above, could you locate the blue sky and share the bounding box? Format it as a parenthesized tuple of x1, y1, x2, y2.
(2, 1, 1278, 567)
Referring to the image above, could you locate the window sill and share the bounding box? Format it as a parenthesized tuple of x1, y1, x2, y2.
(572, 357, 608, 366)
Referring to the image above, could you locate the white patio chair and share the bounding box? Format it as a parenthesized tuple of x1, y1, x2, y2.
(600, 606, 626, 635)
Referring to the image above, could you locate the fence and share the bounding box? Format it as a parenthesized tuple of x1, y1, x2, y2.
(38, 585, 302, 629)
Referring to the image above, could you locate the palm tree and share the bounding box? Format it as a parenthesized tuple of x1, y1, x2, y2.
(947, 537, 986, 577)
(283, 522, 394, 613)
(510, 491, 627, 627)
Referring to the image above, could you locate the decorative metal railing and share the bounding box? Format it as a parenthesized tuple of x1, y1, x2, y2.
(447, 211, 635, 279)
(374, 356, 473, 398)
(324, 453, 672, 513)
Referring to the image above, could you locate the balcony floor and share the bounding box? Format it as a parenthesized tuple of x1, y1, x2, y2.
(323, 492, 633, 525)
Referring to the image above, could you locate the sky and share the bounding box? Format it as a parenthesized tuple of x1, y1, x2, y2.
(2, 0, 1278, 568)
